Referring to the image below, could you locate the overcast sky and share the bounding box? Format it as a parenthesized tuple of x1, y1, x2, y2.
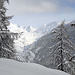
(6, 0, 75, 28)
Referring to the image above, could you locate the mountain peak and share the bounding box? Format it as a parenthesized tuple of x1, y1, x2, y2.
(70, 20, 75, 24)
(35, 21, 58, 34)
(43, 24, 47, 27)
(26, 26, 36, 32)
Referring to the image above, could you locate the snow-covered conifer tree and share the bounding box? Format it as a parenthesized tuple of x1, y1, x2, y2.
(0, 0, 18, 59)
(50, 21, 75, 74)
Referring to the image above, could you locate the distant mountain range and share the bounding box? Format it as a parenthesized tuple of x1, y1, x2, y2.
(25, 26, 37, 32)
(35, 22, 59, 34)
(8, 22, 59, 52)
(8, 21, 75, 68)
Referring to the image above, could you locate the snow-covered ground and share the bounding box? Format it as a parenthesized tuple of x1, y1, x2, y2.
(0, 58, 69, 75)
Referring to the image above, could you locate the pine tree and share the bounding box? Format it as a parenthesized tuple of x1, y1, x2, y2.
(0, 0, 18, 59)
(50, 21, 75, 74)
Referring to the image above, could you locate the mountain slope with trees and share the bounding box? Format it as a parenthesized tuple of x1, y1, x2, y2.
(23, 21, 75, 74)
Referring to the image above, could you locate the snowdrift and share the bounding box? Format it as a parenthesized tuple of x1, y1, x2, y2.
(0, 58, 69, 75)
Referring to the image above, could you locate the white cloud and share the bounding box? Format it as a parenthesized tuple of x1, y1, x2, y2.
(6, 0, 75, 15)
(6, 0, 59, 15)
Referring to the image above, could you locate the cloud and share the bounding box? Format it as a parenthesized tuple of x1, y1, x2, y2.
(6, 0, 75, 15)
(6, 0, 58, 15)
(58, 0, 75, 13)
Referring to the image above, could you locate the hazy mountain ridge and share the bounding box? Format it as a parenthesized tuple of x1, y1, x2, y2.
(35, 21, 59, 34)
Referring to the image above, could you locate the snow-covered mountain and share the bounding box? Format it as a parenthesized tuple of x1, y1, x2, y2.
(8, 23, 40, 51)
(6, 21, 75, 75)
(0, 58, 69, 75)
(70, 20, 75, 24)
(8, 22, 59, 51)
(22, 21, 75, 68)
(25, 25, 37, 32)
(35, 21, 59, 34)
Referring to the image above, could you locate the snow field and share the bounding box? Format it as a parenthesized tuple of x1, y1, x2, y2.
(0, 58, 69, 75)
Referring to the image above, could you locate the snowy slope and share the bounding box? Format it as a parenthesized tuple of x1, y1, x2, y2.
(0, 58, 69, 75)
